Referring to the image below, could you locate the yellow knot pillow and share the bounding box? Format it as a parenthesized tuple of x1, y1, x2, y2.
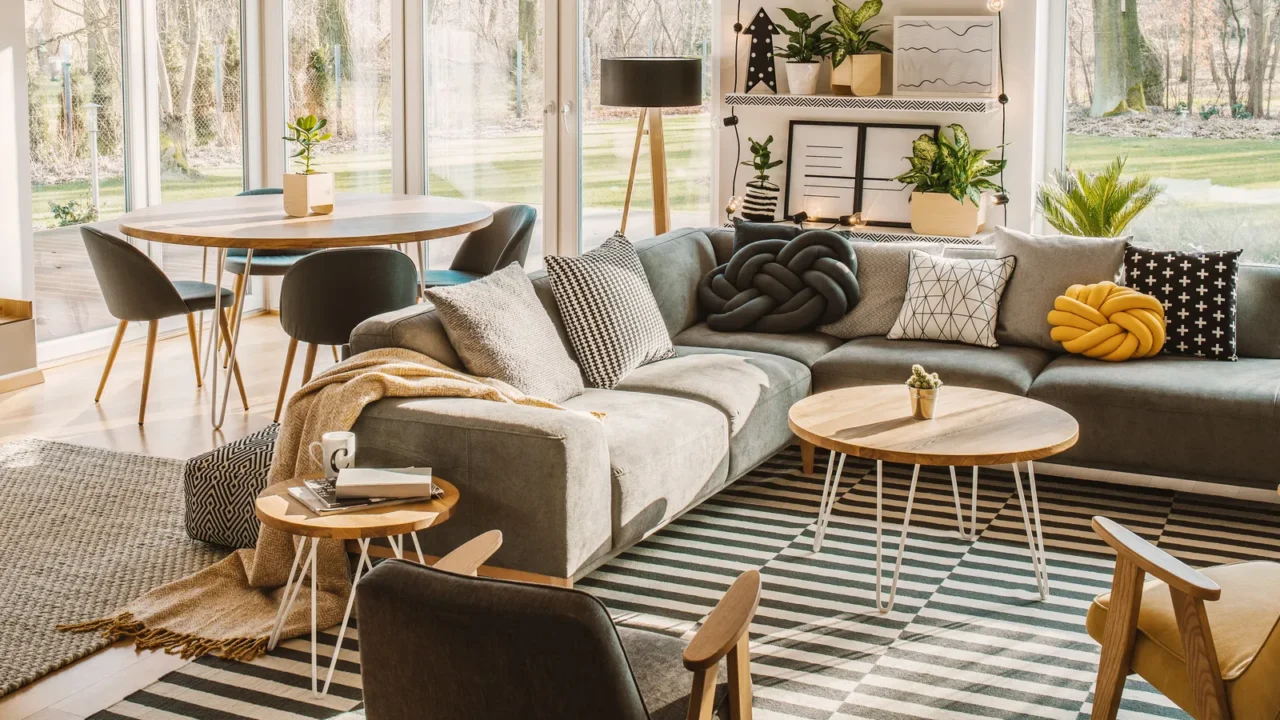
(1047, 281, 1166, 361)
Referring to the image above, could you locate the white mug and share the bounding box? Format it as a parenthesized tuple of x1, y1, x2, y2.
(309, 431, 356, 479)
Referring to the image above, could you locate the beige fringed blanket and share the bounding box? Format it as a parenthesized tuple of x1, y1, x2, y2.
(61, 347, 588, 661)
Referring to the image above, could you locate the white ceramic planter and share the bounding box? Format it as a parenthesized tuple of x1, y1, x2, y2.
(832, 54, 881, 97)
(283, 172, 336, 218)
(909, 191, 988, 238)
(784, 62, 821, 95)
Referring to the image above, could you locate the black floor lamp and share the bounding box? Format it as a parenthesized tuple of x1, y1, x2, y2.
(600, 57, 703, 236)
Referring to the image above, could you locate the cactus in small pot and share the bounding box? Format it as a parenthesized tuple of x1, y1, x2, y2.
(906, 364, 942, 419)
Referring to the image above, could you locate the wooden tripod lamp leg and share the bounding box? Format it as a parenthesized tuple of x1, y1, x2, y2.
(620, 108, 648, 236)
(649, 109, 671, 235)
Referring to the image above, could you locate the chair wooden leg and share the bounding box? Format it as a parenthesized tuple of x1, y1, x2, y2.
(1091, 555, 1146, 720)
(274, 337, 298, 423)
(1171, 588, 1231, 720)
(138, 321, 158, 425)
(800, 440, 815, 475)
(300, 343, 319, 386)
(331, 345, 340, 362)
(185, 314, 203, 388)
(685, 666, 718, 720)
(727, 633, 753, 720)
(218, 310, 250, 411)
(95, 320, 128, 403)
(224, 274, 246, 368)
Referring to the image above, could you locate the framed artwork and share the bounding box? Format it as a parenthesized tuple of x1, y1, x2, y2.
(892, 16, 999, 98)
(783, 121, 939, 227)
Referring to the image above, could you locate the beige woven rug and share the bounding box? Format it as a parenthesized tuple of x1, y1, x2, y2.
(0, 438, 227, 697)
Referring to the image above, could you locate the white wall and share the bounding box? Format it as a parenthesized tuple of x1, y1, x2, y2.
(0, 0, 35, 300)
(714, 0, 1054, 233)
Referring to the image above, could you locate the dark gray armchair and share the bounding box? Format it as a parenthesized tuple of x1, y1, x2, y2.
(421, 204, 536, 288)
(356, 551, 759, 720)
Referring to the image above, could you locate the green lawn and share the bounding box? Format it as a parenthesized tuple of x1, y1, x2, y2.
(1066, 134, 1280, 188)
(31, 115, 712, 228)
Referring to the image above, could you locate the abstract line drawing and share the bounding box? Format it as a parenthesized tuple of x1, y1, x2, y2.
(893, 16, 999, 98)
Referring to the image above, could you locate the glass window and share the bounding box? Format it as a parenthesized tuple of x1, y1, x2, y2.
(578, 0, 714, 252)
(25, 0, 128, 343)
(288, 0, 393, 193)
(1064, 0, 1280, 263)
(422, 0, 547, 271)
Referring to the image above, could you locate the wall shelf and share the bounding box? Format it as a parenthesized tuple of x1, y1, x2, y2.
(795, 223, 994, 246)
(724, 93, 1000, 114)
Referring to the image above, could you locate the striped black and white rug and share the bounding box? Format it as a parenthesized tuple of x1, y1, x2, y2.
(90, 445, 1279, 719)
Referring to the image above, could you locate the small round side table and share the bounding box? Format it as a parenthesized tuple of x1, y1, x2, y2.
(789, 385, 1078, 613)
(255, 475, 460, 695)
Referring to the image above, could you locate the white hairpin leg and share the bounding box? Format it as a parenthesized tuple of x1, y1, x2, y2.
(310, 535, 318, 694)
(389, 535, 404, 559)
(1012, 461, 1051, 599)
(812, 450, 846, 552)
(214, 249, 252, 429)
(948, 466, 979, 541)
(409, 532, 426, 564)
(267, 535, 307, 650)
(321, 537, 371, 695)
(875, 461, 920, 614)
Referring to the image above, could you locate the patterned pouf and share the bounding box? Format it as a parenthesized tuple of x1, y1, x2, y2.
(183, 424, 279, 548)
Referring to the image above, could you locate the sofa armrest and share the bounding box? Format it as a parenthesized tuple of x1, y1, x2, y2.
(351, 396, 613, 579)
(350, 304, 463, 369)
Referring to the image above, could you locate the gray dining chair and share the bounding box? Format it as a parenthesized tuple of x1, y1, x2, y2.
(80, 225, 248, 425)
(421, 204, 536, 289)
(274, 247, 419, 421)
(356, 549, 760, 720)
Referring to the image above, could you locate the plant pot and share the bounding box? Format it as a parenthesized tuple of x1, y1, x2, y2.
(832, 54, 881, 97)
(908, 386, 938, 420)
(742, 179, 779, 222)
(283, 172, 335, 218)
(908, 191, 988, 238)
(784, 62, 821, 95)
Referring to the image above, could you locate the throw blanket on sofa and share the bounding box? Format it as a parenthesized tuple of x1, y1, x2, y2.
(60, 347, 590, 661)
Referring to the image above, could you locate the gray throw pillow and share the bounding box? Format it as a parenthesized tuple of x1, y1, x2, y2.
(819, 242, 945, 339)
(425, 264, 584, 402)
(993, 226, 1128, 351)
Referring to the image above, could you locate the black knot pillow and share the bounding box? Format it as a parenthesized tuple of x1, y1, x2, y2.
(698, 230, 860, 333)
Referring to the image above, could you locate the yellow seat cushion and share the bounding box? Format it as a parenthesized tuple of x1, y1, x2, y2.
(1047, 282, 1166, 361)
(1085, 561, 1280, 719)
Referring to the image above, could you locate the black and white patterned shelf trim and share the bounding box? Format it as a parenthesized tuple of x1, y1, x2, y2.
(843, 228, 991, 245)
(724, 93, 1000, 113)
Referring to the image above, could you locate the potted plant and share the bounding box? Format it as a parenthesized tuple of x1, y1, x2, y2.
(282, 114, 335, 218)
(826, 0, 890, 96)
(906, 364, 942, 420)
(775, 9, 834, 95)
(894, 124, 1006, 238)
(740, 136, 784, 222)
(1036, 156, 1163, 237)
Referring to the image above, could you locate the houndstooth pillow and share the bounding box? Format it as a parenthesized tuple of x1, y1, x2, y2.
(545, 233, 675, 388)
(888, 250, 1017, 348)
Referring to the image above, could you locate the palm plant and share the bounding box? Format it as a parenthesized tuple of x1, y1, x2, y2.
(775, 9, 835, 63)
(1036, 157, 1163, 237)
(894, 124, 1005, 206)
(826, 0, 890, 69)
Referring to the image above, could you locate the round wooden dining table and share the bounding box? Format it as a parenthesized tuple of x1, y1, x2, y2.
(117, 192, 493, 429)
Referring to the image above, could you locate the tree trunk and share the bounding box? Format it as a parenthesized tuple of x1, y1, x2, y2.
(1245, 0, 1270, 115)
(1186, 0, 1198, 108)
(1122, 0, 1147, 110)
(178, 0, 200, 122)
(1092, 0, 1128, 115)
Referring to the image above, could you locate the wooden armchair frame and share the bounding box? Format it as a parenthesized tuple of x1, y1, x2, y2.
(682, 569, 762, 720)
(1090, 516, 1229, 720)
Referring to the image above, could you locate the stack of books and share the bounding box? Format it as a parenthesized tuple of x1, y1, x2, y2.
(289, 467, 442, 515)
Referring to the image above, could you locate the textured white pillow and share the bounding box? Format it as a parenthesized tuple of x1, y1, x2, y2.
(887, 250, 1017, 348)
(425, 264, 584, 402)
(545, 234, 675, 389)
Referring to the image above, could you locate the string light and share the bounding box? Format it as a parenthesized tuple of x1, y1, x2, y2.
(986, 0, 1005, 11)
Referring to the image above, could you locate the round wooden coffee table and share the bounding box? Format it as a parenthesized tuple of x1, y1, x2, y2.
(789, 385, 1078, 612)
(255, 474, 459, 695)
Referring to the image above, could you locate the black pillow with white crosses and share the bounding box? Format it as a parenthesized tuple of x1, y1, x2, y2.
(1123, 245, 1242, 361)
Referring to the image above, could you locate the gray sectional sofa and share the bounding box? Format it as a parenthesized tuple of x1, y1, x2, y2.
(350, 227, 1280, 584)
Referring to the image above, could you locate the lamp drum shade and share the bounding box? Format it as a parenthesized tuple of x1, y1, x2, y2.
(601, 57, 703, 107)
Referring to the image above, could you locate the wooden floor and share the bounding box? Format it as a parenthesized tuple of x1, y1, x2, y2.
(0, 313, 337, 719)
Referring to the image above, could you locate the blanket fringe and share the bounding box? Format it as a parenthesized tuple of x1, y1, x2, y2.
(58, 613, 269, 662)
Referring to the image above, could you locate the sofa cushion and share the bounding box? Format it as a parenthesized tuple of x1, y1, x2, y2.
(1236, 263, 1280, 359)
(615, 346, 810, 476)
(818, 242, 945, 339)
(632, 228, 720, 337)
(673, 322, 843, 367)
(562, 389, 729, 548)
(811, 336, 1054, 395)
(1029, 354, 1280, 486)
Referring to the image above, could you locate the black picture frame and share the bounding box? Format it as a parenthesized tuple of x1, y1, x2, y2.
(783, 120, 940, 227)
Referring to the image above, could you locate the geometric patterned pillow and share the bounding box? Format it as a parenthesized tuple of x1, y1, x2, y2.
(545, 233, 676, 389)
(887, 250, 1017, 348)
(183, 423, 278, 548)
(1123, 244, 1241, 361)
